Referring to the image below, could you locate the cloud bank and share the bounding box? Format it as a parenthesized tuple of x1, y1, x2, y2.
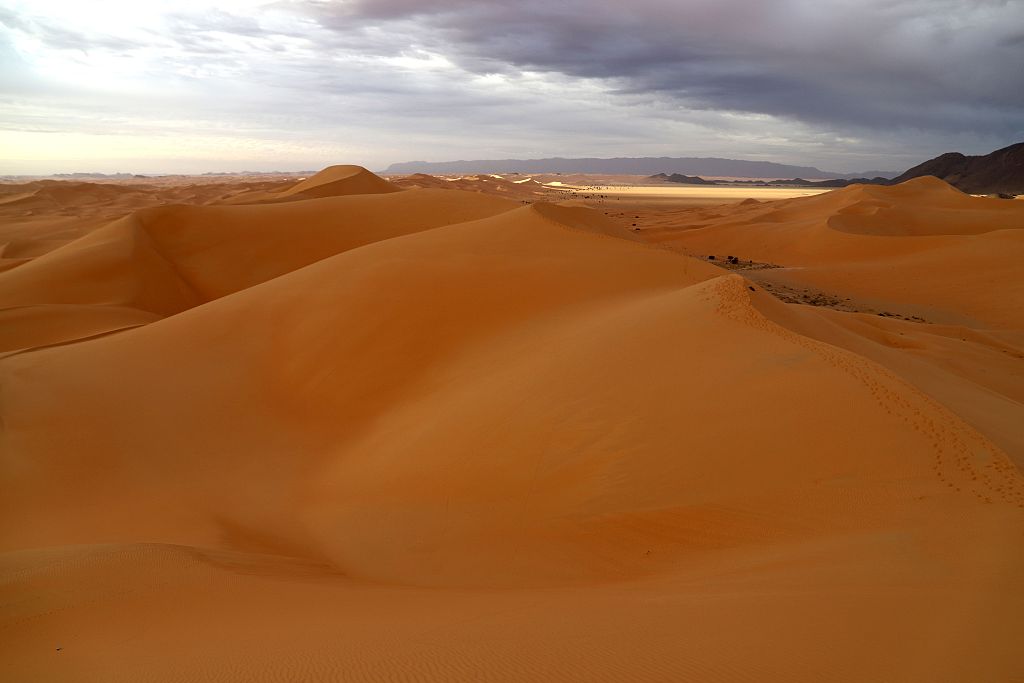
(1, 0, 1021, 173)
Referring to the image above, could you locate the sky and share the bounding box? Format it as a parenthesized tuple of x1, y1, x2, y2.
(1, 0, 1022, 175)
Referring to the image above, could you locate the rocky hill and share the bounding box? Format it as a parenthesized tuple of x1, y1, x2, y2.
(892, 142, 1023, 194)
(384, 156, 892, 179)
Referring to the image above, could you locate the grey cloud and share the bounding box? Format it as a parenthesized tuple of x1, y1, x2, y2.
(2, 0, 1021, 174)
(301, 0, 1024, 138)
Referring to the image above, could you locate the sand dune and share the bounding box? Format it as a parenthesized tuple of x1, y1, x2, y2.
(0, 177, 299, 268)
(762, 302, 1024, 463)
(1, 169, 1022, 681)
(0, 304, 160, 354)
(643, 177, 1024, 329)
(223, 164, 400, 204)
(272, 164, 401, 199)
(0, 187, 516, 350)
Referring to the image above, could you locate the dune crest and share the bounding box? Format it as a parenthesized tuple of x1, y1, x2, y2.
(276, 164, 401, 199)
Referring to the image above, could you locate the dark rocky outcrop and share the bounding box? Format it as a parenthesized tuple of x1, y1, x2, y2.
(891, 142, 1024, 195)
(656, 173, 716, 185)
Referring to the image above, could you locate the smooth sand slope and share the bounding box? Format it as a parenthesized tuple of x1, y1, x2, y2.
(1, 169, 1022, 682)
(631, 177, 1024, 464)
(644, 177, 1024, 329)
(0, 178, 293, 266)
(0, 182, 516, 352)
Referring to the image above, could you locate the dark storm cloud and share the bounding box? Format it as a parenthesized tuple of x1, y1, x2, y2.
(302, 0, 1024, 137)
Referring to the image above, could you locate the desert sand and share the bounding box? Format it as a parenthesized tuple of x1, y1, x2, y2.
(1, 166, 1022, 682)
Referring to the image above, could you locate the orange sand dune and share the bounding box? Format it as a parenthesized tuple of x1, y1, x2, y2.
(0, 180, 145, 212)
(0, 305, 160, 354)
(224, 164, 400, 204)
(644, 177, 1024, 328)
(274, 164, 401, 199)
(760, 299, 1024, 464)
(0, 188, 516, 350)
(1, 169, 1022, 681)
(0, 177, 297, 265)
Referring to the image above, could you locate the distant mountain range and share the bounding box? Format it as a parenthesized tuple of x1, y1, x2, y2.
(653, 173, 892, 189)
(382, 157, 898, 180)
(891, 142, 1023, 194)
(650, 142, 1023, 195)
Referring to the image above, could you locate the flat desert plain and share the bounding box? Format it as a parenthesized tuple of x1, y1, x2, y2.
(1, 166, 1023, 681)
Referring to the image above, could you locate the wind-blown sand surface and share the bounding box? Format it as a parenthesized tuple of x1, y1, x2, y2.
(1, 166, 1022, 681)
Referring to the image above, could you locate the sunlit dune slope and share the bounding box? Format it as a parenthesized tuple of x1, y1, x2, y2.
(0, 187, 517, 350)
(0, 180, 195, 220)
(0, 305, 161, 356)
(276, 164, 401, 199)
(2, 201, 1020, 581)
(224, 165, 400, 204)
(647, 177, 1024, 328)
(1, 168, 1023, 682)
(761, 299, 1024, 464)
(0, 182, 161, 267)
(649, 177, 1024, 253)
(0, 178, 298, 267)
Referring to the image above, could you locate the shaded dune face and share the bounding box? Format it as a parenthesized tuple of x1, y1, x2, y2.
(1, 169, 1023, 680)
